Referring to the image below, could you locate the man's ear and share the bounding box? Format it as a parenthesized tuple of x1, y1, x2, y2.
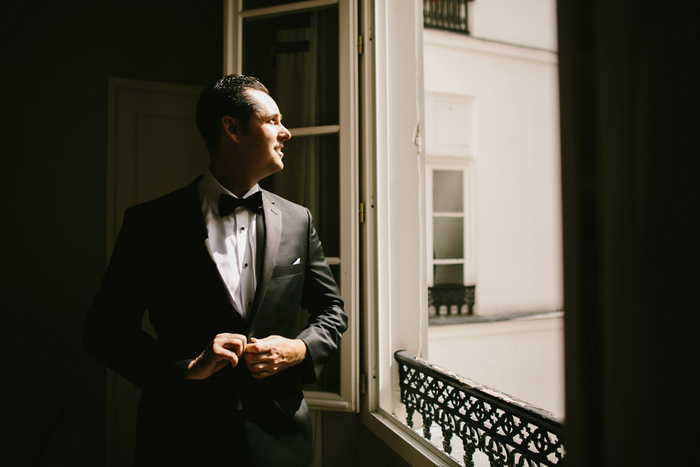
(221, 116, 243, 143)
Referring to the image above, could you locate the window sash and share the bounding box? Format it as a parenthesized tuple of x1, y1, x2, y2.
(225, 0, 359, 412)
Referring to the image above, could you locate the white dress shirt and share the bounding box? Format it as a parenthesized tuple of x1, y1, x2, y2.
(198, 169, 258, 321)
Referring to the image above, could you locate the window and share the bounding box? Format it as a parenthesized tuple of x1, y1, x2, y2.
(360, 1, 457, 465)
(432, 169, 465, 286)
(225, 0, 359, 412)
(427, 165, 475, 318)
(362, 2, 562, 466)
(225, 2, 562, 466)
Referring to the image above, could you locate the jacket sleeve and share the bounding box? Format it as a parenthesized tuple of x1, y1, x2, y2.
(82, 207, 189, 390)
(295, 209, 348, 383)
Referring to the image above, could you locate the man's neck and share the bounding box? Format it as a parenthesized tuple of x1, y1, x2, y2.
(209, 165, 256, 198)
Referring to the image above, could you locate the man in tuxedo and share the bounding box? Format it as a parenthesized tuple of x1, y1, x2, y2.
(83, 74, 347, 466)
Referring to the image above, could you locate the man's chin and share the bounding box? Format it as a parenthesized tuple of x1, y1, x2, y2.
(268, 161, 284, 176)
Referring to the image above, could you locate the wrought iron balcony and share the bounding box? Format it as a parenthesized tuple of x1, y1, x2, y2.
(424, 0, 471, 34)
(429, 284, 475, 317)
(395, 350, 565, 466)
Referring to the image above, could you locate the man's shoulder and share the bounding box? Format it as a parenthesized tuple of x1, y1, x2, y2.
(124, 176, 202, 223)
(261, 189, 309, 216)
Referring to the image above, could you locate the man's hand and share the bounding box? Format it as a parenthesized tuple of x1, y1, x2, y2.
(244, 336, 307, 379)
(184, 333, 247, 380)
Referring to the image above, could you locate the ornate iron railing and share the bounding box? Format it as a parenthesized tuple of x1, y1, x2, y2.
(429, 284, 475, 317)
(395, 350, 565, 466)
(424, 0, 471, 34)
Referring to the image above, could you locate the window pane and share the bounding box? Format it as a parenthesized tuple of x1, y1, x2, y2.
(260, 133, 340, 258)
(433, 217, 464, 259)
(434, 264, 464, 285)
(242, 6, 339, 128)
(433, 170, 463, 212)
(295, 256, 341, 394)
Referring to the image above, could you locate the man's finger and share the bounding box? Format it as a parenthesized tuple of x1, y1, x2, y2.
(214, 333, 247, 356)
(245, 337, 269, 354)
(247, 361, 277, 376)
(244, 347, 274, 362)
(211, 343, 240, 365)
(185, 334, 246, 380)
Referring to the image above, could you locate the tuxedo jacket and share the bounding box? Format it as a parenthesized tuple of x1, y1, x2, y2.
(83, 177, 347, 466)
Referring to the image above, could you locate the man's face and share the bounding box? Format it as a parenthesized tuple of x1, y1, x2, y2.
(237, 89, 291, 181)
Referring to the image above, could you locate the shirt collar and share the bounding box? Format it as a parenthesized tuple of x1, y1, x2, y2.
(201, 169, 260, 216)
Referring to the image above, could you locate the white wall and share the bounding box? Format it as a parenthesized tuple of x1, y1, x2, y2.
(423, 1, 564, 416)
(424, 30, 562, 316)
(470, 0, 558, 51)
(428, 315, 565, 416)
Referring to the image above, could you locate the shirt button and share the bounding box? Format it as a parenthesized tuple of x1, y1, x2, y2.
(243, 262, 249, 268)
(240, 227, 245, 231)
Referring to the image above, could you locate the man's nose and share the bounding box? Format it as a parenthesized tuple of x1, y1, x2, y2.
(279, 125, 291, 141)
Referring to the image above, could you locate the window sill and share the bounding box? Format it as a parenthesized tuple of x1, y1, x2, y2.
(362, 408, 461, 467)
(429, 310, 563, 326)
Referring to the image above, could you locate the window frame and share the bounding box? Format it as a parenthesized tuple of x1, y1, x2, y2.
(360, 1, 462, 465)
(224, 0, 360, 413)
(426, 161, 475, 289)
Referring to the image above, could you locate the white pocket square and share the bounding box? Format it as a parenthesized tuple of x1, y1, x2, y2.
(293, 258, 301, 265)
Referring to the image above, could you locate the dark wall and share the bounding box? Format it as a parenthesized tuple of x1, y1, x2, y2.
(323, 412, 413, 467)
(0, 3, 412, 466)
(558, 0, 700, 465)
(0, 2, 426, 466)
(0, 2, 222, 464)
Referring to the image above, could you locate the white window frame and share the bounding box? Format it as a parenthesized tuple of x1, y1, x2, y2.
(360, 1, 462, 465)
(224, 0, 360, 413)
(426, 159, 476, 290)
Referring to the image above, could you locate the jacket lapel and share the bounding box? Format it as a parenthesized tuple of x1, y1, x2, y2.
(249, 192, 281, 324)
(183, 177, 242, 317)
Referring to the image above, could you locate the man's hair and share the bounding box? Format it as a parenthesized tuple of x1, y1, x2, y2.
(196, 74, 270, 156)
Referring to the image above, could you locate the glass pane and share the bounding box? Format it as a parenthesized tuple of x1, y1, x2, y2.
(434, 264, 464, 285)
(242, 6, 339, 128)
(433, 170, 463, 212)
(295, 261, 341, 393)
(242, 3, 342, 399)
(433, 217, 464, 259)
(260, 133, 340, 258)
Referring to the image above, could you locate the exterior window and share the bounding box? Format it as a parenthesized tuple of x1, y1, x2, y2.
(427, 165, 475, 317)
(432, 169, 465, 284)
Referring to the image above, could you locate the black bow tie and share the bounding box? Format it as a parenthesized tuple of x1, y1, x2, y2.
(218, 191, 263, 216)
